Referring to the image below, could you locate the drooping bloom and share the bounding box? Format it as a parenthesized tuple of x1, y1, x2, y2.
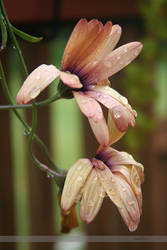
(16, 19, 142, 146)
(61, 147, 144, 232)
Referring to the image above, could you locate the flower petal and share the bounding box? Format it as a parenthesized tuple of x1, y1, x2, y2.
(60, 72, 83, 89)
(62, 19, 103, 71)
(80, 169, 105, 223)
(114, 174, 140, 231)
(73, 91, 103, 122)
(61, 159, 93, 212)
(85, 42, 143, 84)
(98, 147, 144, 173)
(94, 159, 122, 208)
(107, 109, 125, 145)
(16, 64, 60, 104)
(75, 21, 113, 73)
(88, 116, 109, 147)
(79, 24, 122, 77)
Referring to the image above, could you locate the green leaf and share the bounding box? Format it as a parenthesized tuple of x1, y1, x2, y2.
(0, 13, 7, 51)
(12, 25, 43, 43)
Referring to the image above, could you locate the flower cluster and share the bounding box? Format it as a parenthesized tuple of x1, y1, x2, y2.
(16, 19, 144, 232)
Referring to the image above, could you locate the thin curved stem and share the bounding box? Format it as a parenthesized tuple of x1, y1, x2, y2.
(28, 102, 65, 188)
(0, 60, 62, 173)
(0, 0, 28, 77)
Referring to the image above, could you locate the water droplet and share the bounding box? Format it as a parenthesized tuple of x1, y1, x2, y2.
(113, 110, 121, 119)
(30, 86, 41, 99)
(128, 201, 135, 206)
(122, 187, 127, 192)
(124, 47, 128, 52)
(88, 201, 94, 207)
(12, 45, 16, 50)
(134, 51, 139, 56)
(104, 61, 112, 67)
(77, 176, 83, 182)
(24, 129, 30, 136)
(77, 165, 82, 170)
(117, 55, 121, 60)
(36, 75, 40, 80)
(119, 95, 128, 105)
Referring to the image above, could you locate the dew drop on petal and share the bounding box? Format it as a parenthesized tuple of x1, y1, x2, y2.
(77, 176, 83, 182)
(117, 55, 121, 60)
(124, 47, 128, 53)
(77, 165, 82, 170)
(119, 95, 128, 105)
(104, 61, 112, 67)
(30, 86, 41, 99)
(36, 75, 40, 80)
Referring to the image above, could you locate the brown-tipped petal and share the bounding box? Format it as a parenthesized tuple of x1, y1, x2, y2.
(94, 160, 122, 208)
(80, 169, 105, 223)
(79, 24, 122, 76)
(88, 116, 109, 147)
(61, 205, 79, 233)
(73, 91, 103, 122)
(60, 72, 83, 89)
(61, 159, 93, 212)
(107, 110, 125, 145)
(85, 42, 143, 84)
(62, 19, 103, 71)
(114, 174, 140, 231)
(16, 64, 60, 104)
(75, 21, 113, 73)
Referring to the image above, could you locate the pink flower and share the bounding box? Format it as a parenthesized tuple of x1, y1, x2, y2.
(16, 19, 142, 146)
(61, 147, 144, 232)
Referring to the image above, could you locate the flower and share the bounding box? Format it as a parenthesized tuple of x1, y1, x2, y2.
(61, 147, 144, 232)
(16, 19, 142, 146)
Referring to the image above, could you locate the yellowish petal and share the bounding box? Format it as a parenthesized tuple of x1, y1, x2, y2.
(107, 110, 125, 145)
(80, 169, 105, 223)
(61, 159, 93, 212)
(16, 64, 60, 104)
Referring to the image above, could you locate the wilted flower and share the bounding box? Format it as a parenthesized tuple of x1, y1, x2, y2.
(16, 19, 142, 146)
(61, 147, 144, 232)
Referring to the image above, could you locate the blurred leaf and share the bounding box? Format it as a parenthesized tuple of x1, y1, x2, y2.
(0, 13, 7, 51)
(12, 25, 43, 43)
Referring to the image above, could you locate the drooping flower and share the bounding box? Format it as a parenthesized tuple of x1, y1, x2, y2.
(16, 19, 142, 146)
(61, 147, 144, 232)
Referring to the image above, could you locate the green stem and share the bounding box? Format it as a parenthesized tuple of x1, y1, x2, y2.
(0, 93, 61, 110)
(0, 0, 28, 77)
(0, 60, 62, 174)
(28, 102, 65, 188)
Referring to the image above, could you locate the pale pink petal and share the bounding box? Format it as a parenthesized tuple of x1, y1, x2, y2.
(61, 159, 93, 213)
(87, 85, 137, 119)
(86, 88, 136, 133)
(79, 24, 122, 77)
(62, 19, 103, 71)
(85, 42, 143, 84)
(88, 116, 109, 147)
(60, 72, 83, 89)
(114, 174, 140, 231)
(94, 159, 122, 208)
(16, 64, 60, 104)
(73, 91, 103, 122)
(80, 169, 105, 223)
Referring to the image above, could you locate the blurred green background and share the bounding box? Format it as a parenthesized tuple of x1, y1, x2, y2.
(1, 0, 167, 249)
